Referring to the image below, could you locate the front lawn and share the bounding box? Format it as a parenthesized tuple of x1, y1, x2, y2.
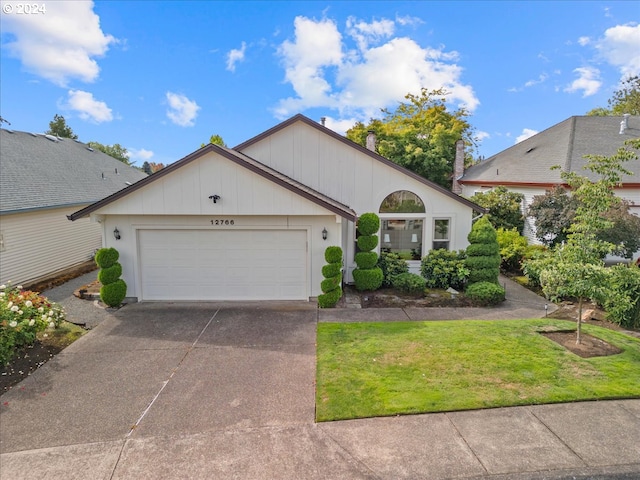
(316, 319, 640, 422)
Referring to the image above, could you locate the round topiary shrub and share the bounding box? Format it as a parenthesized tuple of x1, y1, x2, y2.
(392, 273, 427, 295)
(325, 246, 343, 264)
(95, 247, 119, 269)
(318, 246, 343, 308)
(355, 251, 378, 269)
(100, 279, 127, 307)
(357, 235, 379, 252)
(357, 213, 380, 236)
(352, 267, 384, 291)
(465, 281, 505, 306)
(98, 263, 123, 285)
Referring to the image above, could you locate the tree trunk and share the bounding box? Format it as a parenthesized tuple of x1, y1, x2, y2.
(576, 297, 582, 344)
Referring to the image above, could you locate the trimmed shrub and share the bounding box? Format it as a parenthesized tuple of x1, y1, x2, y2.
(318, 246, 343, 308)
(354, 212, 383, 292)
(325, 246, 343, 264)
(496, 228, 529, 273)
(420, 249, 468, 290)
(97, 263, 122, 285)
(601, 264, 640, 329)
(392, 273, 427, 295)
(378, 251, 409, 287)
(94, 247, 119, 269)
(95, 247, 126, 307)
(322, 263, 341, 278)
(318, 286, 343, 308)
(357, 235, 378, 252)
(355, 251, 378, 269)
(465, 281, 505, 306)
(357, 213, 380, 236)
(352, 268, 384, 291)
(100, 279, 127, 308)
(466, 217, 500, 286)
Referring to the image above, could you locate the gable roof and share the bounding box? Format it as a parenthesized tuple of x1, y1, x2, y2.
(0, 129, 148, 214)
(68, 142, 357, 221)
(460, 115, 640, 187)
(235, 114, 485, 212)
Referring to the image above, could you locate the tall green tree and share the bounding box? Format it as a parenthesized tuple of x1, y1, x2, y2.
(469, 186, 525, 232)
(346, 88, 476, 189)
(528, 186, 579, 247)
(46, 114, 78, 139)
(87, 141, 131, 165)
(201, 134, 226, 148)
(587, 75, 640, 116)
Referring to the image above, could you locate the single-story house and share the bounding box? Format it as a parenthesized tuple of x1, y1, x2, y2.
(0, 129, 147, 287)
(69, 114, 484, 302)
(456, 115, 640, 249)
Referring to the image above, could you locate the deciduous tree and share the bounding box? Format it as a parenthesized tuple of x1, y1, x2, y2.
(469, 186, 525, 232)
(46, 114, 78, 139)
(87, 141, 131, 165)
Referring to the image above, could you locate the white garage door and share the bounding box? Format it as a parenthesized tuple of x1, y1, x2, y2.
(138, 229, 308, 300)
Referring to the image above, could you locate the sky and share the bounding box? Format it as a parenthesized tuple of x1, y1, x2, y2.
(1, 1, 639, 167)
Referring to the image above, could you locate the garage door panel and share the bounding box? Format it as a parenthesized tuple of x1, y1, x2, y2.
(139, 229, 307, 300)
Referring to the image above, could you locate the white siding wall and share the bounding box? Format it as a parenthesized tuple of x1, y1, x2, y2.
(0, 206, 101, 285)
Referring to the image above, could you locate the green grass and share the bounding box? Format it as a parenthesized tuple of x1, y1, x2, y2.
(316, 319, 640, 422)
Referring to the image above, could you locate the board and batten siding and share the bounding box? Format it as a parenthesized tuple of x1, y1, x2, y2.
(0, 206, 101, 285)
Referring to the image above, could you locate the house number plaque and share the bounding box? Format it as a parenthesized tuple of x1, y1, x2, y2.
(211, 219, 235, 226)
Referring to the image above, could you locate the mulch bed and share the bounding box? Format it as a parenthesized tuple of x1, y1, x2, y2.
(1, 341, 64, 395)
(540, 330, 623, 358)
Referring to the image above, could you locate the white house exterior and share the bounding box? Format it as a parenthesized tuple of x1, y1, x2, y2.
(458, 115, 640, 250)
(70, 115, 484, 302)
(0, 129, 147, 287)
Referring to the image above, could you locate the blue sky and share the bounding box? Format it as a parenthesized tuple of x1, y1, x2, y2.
(1, 1, 639, 166)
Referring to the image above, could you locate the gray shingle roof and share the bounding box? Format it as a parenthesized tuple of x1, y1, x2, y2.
(461, 116, 640, 186)
(1, 129, 148, 214)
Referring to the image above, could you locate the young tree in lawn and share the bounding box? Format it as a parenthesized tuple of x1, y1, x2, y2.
(539, 139, 639, 344)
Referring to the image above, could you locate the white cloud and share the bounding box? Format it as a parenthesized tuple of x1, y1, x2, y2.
(475, 131, 490, 142)
(275, 16, 478, 121)
(565, 66, 602, 96)
(322, 116, 360, 136)
(226, 41, 247, 72)
(578, 36, 591, 46)
(594, 23, 640, 77)
(1, 0, 116, 86)
(65, 90, 113, 123)
(515, 128, 538, 144)
(165, 92, 200, 127)
(128, 148, 154, 161)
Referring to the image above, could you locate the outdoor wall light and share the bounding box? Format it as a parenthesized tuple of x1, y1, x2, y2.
(322, 227, 328, 240)
(209, 194, 221, 204)
(113, 228, 121, 240)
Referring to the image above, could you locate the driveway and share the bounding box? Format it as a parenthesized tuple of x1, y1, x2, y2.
(1, 295, 639, 479)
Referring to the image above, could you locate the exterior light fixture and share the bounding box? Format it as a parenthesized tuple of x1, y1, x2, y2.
(322, 228, 328, 240)
(113, 228, 121, 240)
(209, 194, 221, 204)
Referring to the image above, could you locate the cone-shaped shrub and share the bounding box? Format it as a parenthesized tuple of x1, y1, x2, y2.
(353, 212, 383, 291)
(318, 246, 343, 308)
(95, 247, 127, 307)
(465, 216, 504, 303)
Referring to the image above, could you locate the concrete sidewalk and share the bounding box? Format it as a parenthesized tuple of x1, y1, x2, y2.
(0, 276, 638, 479)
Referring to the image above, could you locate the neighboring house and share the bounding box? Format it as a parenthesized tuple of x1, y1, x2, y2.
(457, 115, 640, 249)
(69, 114, 484, 302)
(0, 129, 147, 286)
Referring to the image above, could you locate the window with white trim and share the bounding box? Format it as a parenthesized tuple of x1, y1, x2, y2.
(379, 191, 426, 260)
(432, 218, 450, 250)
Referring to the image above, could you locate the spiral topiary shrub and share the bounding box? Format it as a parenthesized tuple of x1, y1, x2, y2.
(465, 216, 501, 285)
(318, 246, 343, 308)
(353, 213, 383, 292)
(95, 247, 127, 307)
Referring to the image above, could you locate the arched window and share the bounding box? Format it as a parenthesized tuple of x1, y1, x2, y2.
(379, 191, 425, 213)
(379, 191, 425, 260)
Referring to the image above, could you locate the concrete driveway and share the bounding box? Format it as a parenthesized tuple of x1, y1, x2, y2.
(1, 298, 639, 479)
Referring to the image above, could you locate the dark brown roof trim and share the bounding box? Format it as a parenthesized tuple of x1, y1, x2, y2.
(68, 143, 356, 222)
(234, 114, 487, 213)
